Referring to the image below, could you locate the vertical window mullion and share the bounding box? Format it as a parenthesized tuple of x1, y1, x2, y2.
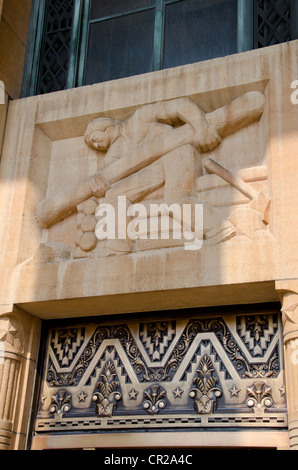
(77, 0, 92, 87)
(153, 0, 165, 71)
(237, 0, 254, 53)
(291, 0, 298, 40)
(21, 0, 48, 97)
(67, 0, 84, 89)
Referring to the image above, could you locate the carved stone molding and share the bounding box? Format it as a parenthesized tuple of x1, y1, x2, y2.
(276, 281, 298, 343)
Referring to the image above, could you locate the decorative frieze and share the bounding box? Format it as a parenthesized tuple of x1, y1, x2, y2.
(35, 309, 287, 436)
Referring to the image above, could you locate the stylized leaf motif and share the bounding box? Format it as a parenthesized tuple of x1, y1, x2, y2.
(190, 355, 222, 414)
(93, 360, 122, 417)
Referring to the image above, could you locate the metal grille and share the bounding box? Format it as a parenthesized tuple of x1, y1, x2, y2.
(254, 0, 292, 48)
(34, 310, 287, 436)
(37, 0, 74, 94)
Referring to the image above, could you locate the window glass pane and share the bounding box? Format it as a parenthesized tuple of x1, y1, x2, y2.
(85, 9, 155, 85)
(90, 0, 155, 19)
(163, 0, 238, 69)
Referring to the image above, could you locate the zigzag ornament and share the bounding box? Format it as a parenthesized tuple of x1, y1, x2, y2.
(237, 315, 278, 357)
(51, 328, 85, 367)
(139, 321, 176, 362)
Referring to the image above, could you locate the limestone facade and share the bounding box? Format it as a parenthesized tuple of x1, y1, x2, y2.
(0, 0, 32, 100)
(0, 38, 298, 449)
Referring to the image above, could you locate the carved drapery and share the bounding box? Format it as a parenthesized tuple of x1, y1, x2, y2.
(35, 308, 287, 437)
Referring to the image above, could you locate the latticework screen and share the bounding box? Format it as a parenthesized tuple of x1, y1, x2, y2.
(254, 0, 292, 48)
(37, 0, 74, 94)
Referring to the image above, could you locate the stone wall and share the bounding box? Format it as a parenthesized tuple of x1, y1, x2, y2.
(0, 0, 32, 99)
(0, 41, 298, 449)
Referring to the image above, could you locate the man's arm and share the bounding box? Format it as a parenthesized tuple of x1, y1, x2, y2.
(134, 98, 221, 152)
(36, 173, 110, 228)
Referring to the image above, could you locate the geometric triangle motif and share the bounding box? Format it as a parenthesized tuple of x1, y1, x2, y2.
(51, 327, 85, 367)
(139, 321, 176, 362)
(237, 314, 278, 357)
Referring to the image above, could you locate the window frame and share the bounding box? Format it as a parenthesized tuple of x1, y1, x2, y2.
(76, 0, 254, 87)
(23, 0, 293, 97)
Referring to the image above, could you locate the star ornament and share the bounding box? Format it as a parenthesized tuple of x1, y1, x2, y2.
(173, 387, 184, 398)
(282, 303, 298, 325)
(77, 391, 88, 402)
(128, 388, 139, 400)
(229, 385, 240, 397)
(278, 386, 285, 397)
(0, 317, 18, 347)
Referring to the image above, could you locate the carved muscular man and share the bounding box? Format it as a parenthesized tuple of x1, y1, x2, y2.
(36, 92, 265, 247)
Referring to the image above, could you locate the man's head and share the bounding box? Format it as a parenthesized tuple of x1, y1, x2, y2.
(84, 117, 120, 151)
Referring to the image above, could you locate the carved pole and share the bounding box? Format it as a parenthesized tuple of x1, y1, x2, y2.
(0, 315, 22, 450)
(0, 306, 41, 450)
(276, 282, 298, 450)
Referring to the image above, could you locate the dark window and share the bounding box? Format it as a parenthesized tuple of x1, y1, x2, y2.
(90, 0, 155, 18)
(85, 8, 156, 84)
(163, 0, 238, 69)
(21, 0, 298, 97)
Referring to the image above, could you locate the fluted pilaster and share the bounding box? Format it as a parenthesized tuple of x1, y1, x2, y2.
(276, 281, 298, 450)
(0, 306, 40, 449)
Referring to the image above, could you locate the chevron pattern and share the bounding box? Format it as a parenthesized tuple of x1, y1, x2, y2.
(36, 310, 287, 434)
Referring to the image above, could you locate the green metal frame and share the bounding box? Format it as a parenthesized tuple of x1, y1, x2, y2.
(77, 0, 91, 87)
(291, 0, 298, 40)
(24, 0, 298, 97)
(21, 0, 47, 97)
(67, 0, 85, 89)
(76, 0, 254, 84)
(238, 0, 254, 52)
(153, 0, 165, 71)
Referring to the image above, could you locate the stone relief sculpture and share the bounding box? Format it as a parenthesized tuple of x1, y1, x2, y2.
(35, 91, 270, 259)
